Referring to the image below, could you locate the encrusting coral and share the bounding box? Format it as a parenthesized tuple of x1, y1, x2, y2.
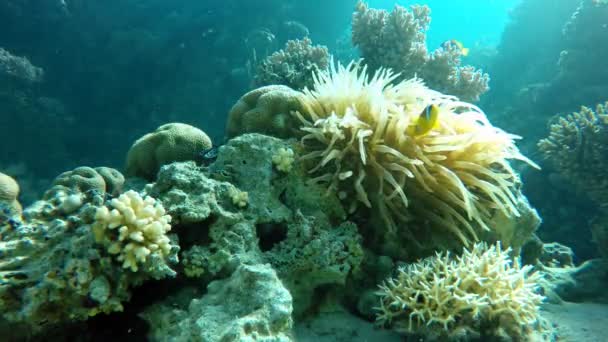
(376, 242, 544, 340)
(254, 37, 331, 90)
(92, 190, 174, 272)
(297, 61, 537, 246)
(352, 0, 489, 102)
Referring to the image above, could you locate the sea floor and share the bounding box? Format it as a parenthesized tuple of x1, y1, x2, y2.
(542, 302, 608, 342)
(294, 302, 608, 341)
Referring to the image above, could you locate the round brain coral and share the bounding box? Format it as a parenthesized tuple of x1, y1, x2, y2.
(296, 62, 537, 245)
(126, 123, 212, 180)
(0, 172, 21, 214)
(226, 85, 305, 139)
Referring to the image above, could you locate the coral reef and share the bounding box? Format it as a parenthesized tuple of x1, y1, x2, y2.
(0, 167, 177, 335)
(125, 123, 212, 181)
(556, 0, 608, 109)
(226, 85, 306, 139)
(147, 134, 358, 317)
(297, 62, 536, 249)
(377, 243, 544, 340)
(0, 47, 43, 83)
(254, 37, 331, 90)
(351, 1, 489, 102)
(142, 264, 293, 342)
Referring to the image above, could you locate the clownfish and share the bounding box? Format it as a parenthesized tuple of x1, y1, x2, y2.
(442, 39, 470, 57)
(407, 104, 440, 136)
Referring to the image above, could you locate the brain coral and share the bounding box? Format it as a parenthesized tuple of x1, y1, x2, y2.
(296, 62, 536, 246)
(126, 123, 212, 180)
(0, 172, 21, 214)
(377, 242, 544, 340)
(226, 85, 305, 139)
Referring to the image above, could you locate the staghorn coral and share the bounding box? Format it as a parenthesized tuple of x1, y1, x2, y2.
(297, 62, 536, 247)
(92, 190, 175, 272)
(538, 102, 608, 206)
(352, 1, 489, 102)
(376, 242, 544, 340)
(254, 37, 331, 90)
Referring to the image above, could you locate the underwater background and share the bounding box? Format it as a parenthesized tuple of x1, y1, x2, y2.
(1, 0, 608, 341)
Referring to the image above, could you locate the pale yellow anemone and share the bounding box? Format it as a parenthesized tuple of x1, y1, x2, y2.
(296, 62, 537, 245)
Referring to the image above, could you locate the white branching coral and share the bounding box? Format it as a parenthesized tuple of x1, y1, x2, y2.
(297, 61, 537, 245)
(377, 242, 544, 340)
(92, 190, 173, 272)
(272, 147, 295, 172)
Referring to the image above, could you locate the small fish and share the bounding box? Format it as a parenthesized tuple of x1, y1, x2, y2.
(407, 104, 440, 136)
(442, 39, 469, 57)
(197, 146, 219, 165)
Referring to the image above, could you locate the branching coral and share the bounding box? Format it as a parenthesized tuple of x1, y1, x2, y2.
(297, 62, 536, 246)
(352, 1, 489, 102)
(376, 242, 544, 340)
(538, 102, 608, 206)
(254, 37, 331, 90)
(92, 190, 174, 272)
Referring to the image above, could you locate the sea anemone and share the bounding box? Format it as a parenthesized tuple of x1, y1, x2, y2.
(296, 62, 537, 245)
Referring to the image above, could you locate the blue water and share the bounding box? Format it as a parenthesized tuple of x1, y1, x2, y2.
(370, 0, 521, 48)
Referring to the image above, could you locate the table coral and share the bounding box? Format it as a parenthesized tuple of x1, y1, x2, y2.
(352, 0, 489, 102)
(377, 242, 544, 340)
(297, 61, 536, 247)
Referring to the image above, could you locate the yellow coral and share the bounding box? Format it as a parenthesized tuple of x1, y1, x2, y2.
(272, 147, 295, 173)
(377, 242, 543, 340)
(229, 188, 249, 208)
(297, 62, 537, 245)
(92, 190, 173, 272)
